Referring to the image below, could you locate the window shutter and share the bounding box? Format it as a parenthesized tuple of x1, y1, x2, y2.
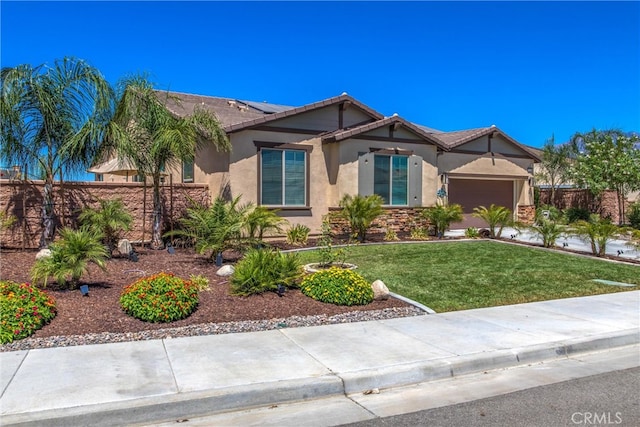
(358, 152, 375, 196)
(408, 154, 422, 207)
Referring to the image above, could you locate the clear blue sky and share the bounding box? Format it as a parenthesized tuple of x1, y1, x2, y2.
(2, 1, 639, 176)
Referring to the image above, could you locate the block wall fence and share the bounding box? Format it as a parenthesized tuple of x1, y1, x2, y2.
(0, 180, 210, 249)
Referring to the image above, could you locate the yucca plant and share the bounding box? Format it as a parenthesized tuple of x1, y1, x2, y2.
(422, 204, 463, 238)
(31, 227, 108, 288)
(571, 216, 621, 257)
(338, 194, 384, 242)
(472, 204, 512, 238)
(78, 198, 132, 256)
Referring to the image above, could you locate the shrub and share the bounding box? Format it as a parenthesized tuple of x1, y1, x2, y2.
(338, 194, 384, 242)
(286, 224, 311, 246)
(535, 205, 562, 223)
(120, 272, 199, 322)
(384, 228, 399, 241)
(31, 227, 108, 288)
(245, 206, 288, 241)
(301, 268, 373, 306)
(422, 204, 463, 238)
(564, 207, 590, 224)
(230, 248, 303, 296)
(410, 227, 429, 240)
(465, 227, 480, 238)
(0, 281, 57, 344)
(628, 202, 640, 229)
(189, 274, 210, 292)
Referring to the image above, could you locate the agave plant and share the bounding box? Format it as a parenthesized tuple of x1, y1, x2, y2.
(338, 194, 384, 242)
(422, 204, 463, 238)
(472, 204, 512, 238)
(31, 227, 108, 288)
(78, 198, 132, 256)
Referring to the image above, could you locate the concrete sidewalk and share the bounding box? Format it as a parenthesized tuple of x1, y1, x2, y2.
(1, 291, 638, 427)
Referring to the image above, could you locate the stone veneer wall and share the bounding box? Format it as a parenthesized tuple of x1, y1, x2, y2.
(517, 205, 536, 224)
(539, 189, 629, 224)
(327, 207, 431, 236)
(0, 180, 209, 249)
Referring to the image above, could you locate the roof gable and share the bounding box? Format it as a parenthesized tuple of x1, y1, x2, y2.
(223, 94, 384, 133)
(322, 115, 448, 150)
(449, 152, 530, 177)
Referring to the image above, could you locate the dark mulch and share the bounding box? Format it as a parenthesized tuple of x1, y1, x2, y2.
(0, 239, 411, 339)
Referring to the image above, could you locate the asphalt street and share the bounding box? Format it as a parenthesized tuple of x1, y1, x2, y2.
(340, 367, 640, 427)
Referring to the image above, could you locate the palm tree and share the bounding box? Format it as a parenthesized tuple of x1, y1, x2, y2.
(338, 194, 384, 242)
(78, 198, 133, 256)
(422, 204, 463, 238)
(0, 57, 115, 247)
(30, 227, 108, 288)
(472, 204, 512, 238)
(245, 206, 288, 242)
(169, 196, 251, 264)
(571, 216, 620, 257)
(104, 75, 230, 249)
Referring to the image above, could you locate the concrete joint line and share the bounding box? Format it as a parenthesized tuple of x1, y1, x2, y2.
(161, 339, 180, 394)
(0, 351, 28, 399)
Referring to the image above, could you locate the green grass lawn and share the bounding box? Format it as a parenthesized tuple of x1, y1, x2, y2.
(295, 241, 640, 312)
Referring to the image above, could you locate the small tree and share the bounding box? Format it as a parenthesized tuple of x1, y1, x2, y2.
(31, 227, 108, 288)
(535, 135, 572, 208)
(78, 198, 132, 256)
(472, 204, 512, 238)
(422, 204, 463, 238)
(528, 220, 565, 248)
(338, 194, 384, 242)
(571, 216, 620, 257)
(569, 129, 640, 225)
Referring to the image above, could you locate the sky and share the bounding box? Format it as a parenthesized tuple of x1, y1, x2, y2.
(1, 1, 639, 180)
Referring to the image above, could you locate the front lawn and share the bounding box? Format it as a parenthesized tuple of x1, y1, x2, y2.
(296, 241, 640, 312)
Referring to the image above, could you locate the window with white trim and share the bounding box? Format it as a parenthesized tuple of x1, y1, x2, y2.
(261, 148, 306, 206)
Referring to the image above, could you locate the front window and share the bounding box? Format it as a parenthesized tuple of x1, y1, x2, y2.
(374, 155, 408, 205)
(261, 148, 306, 206)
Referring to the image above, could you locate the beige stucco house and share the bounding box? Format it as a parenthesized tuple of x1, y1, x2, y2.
(95, 92, 540, 231)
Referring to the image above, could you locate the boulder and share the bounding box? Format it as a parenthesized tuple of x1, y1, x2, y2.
(35, 248, 52, 260)
(117, 239, 133, 256)
(216, 265, 235, 277)
(371, 279, 390, 301)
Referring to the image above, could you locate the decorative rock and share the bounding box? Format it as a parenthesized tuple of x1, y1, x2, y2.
(117, 239, 132, 256)
(371, 279, 390, 301)
(35, 248, 52, 260)
(216, 265, 235, 277)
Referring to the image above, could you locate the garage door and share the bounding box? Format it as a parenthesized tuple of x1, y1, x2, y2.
(448, 179, 513, 228)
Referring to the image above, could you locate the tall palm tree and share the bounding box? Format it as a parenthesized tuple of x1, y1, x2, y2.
(104, 75, 230, 249)
(0, 58, 115, 247)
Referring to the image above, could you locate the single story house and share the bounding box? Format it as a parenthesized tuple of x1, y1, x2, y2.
(95, 92, 540, 231)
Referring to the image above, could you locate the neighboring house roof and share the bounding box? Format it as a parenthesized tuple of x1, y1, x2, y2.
(322, 115, 448, 150)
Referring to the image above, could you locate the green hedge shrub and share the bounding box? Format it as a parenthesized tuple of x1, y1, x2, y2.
(301, 268, 373, 306)
(120, 272, 199, 322)
(628, 202, 640, 229)
(231, 248, 302, 296)
(0, 281, 57, 344)
(565, 207, 590, 224)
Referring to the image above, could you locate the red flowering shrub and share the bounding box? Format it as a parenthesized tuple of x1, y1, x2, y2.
(120, 272, 199, 323)
(0, 281, 57, 344)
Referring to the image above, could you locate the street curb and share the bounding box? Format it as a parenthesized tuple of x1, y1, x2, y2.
(3, 330, 638, 427)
